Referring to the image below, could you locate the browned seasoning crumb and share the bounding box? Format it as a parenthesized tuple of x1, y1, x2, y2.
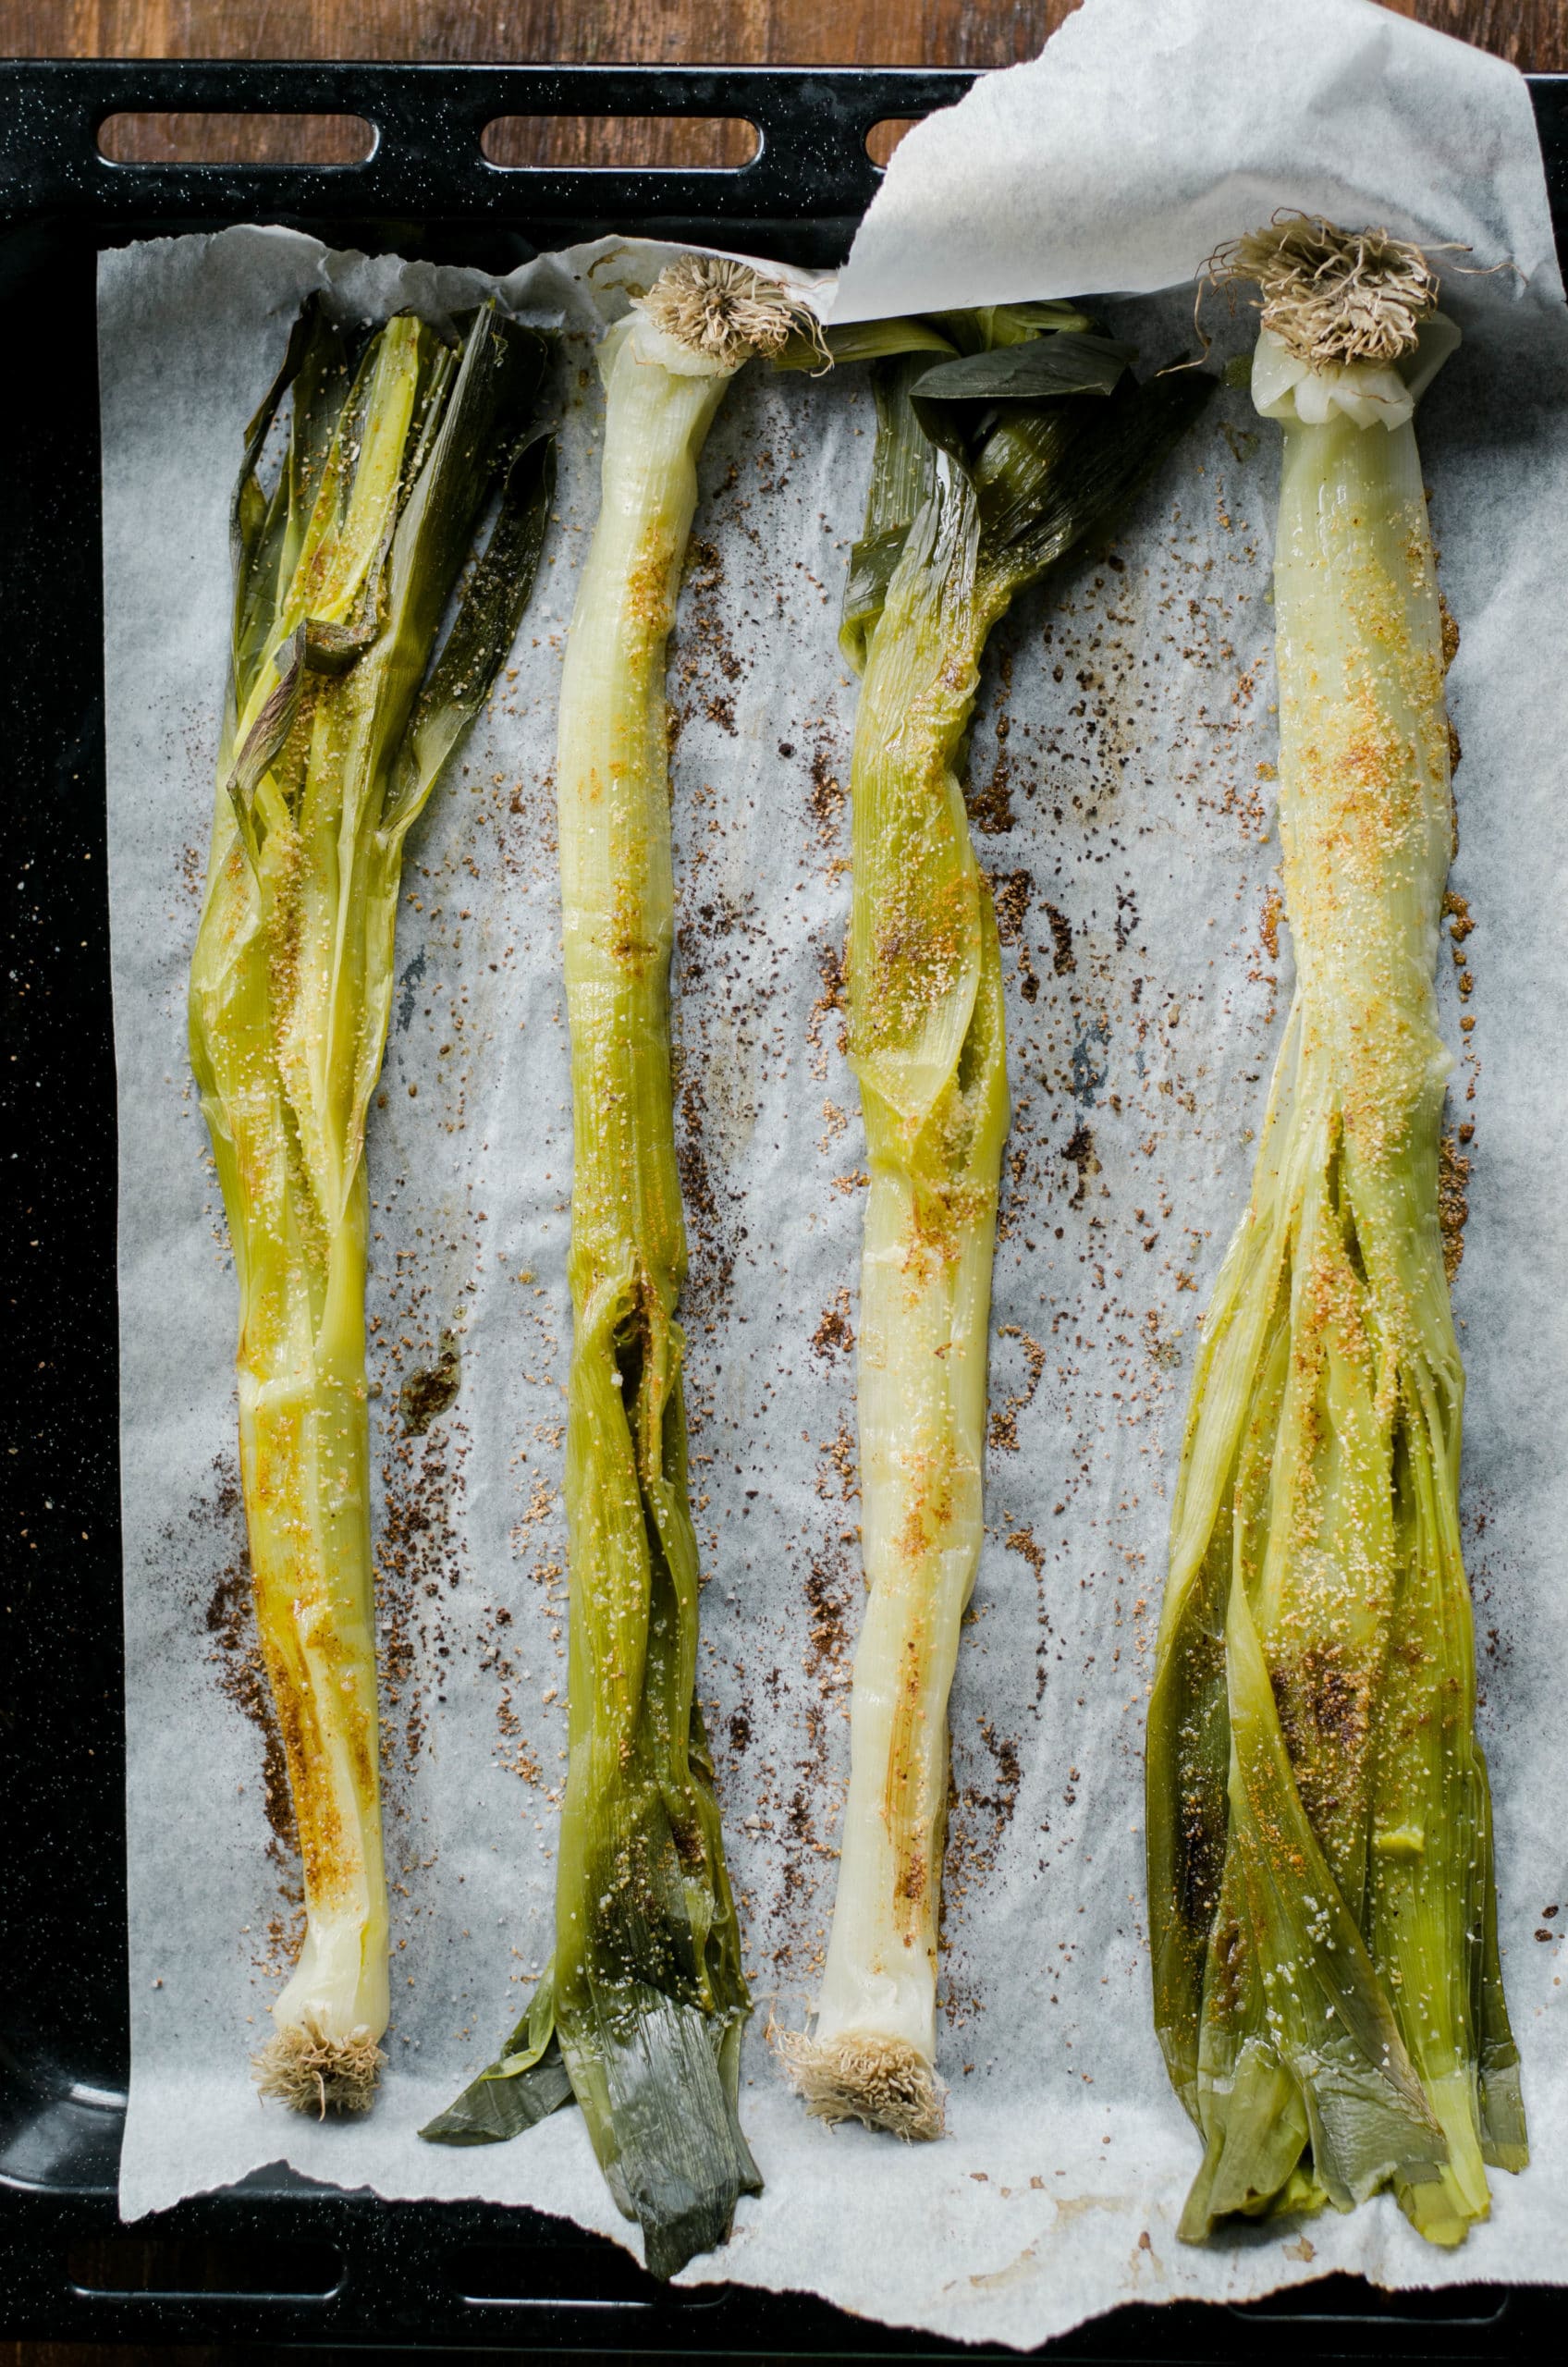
(811, 1289, 855, 1362)
(399, 1328, 460, 1436)
(964, 649, 1016, 835)
(1439, 1132, 1470, 1282)
(990, 869, 1031, 943)
(817, 1416, 860, 1504)
(1259, 887, 1283, 963)
(183, 1458, 303, 1986)
(804, 937, 848, 1080)
(1062, 1122, 1100, 1208)
(1005, 1522, 1047, 1580)
(672, 1033, 736, 1331)
(989, 868, 1042, 1003)
(802, 1552, 851, 1677)
(673, 534, 746, 766)
(1043, 901, 1076, 975)
(377, 1410, 471, 1776)
(203, 1478, 296, 1860)
(989, 1327, 1048, 1454)
(939, 1714, 1024, 2018)
(808, 743, 844, 838)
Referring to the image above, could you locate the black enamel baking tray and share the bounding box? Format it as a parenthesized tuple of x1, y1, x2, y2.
(2, 58, 1563, 2357)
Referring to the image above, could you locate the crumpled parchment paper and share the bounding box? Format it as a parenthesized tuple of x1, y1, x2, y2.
(102, 0, 1564, 2344)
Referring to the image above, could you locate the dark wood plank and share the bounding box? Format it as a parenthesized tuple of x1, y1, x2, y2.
(2, 4, 1560, 167)
(1402, 0, 1565, 67)
(8, 0, 1559, 66)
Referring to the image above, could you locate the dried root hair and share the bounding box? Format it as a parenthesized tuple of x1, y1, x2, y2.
(775, 2025, 946, 2141)
(1204, 214, 1442, 366)
(639, 254, 829, 369)
(253, 2017, 386, 2116)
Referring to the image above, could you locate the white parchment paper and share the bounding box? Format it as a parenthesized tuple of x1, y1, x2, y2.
(102, 0, 1566, 2345)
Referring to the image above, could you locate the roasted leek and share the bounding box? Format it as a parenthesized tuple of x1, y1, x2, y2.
(190, 296, 551, 2110)
(1147, 219, 1526, 2246)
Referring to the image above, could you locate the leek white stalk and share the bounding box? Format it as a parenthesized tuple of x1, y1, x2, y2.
(423, 259, 819, 2278)
(546, 302, 758, 2272)
(1148, 219, 1526, 2246)
(793, 452, 1011, 2140)
(191, 299, 550, 2110)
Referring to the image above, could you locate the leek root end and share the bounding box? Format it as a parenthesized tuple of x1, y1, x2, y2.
(253, 2017, 386, 2116)
(778, 2028, 945, 2141)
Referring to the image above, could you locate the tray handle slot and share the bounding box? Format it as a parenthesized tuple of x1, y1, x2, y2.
(451, 2235, 726, 2310)
(482, 115, 760, 173)
(67, 2233, 343, 2302)
(97, 112, 377, 169)
(0, 63, 988, 235)
(865, 117, 925, 168)
(1230, 2274, 1511, 2329)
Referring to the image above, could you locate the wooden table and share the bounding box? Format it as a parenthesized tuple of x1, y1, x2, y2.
(0, 2, 1562, 166)
(0, 1, 1559, 2361)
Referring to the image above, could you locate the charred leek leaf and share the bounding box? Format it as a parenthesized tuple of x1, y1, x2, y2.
(422, 1968, 575, 2140)
(769, 301, 1096, 377)
(909, 328, 1134, 403)
(1148, 219, 1526, 2248)
(190, 295, 552, 2112)
(783, 309, 1213, 2139)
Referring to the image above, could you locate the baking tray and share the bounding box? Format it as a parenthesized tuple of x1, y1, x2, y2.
(1, 57, 1563, 2357)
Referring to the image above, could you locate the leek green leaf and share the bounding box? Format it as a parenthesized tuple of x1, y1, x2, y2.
(909, 327, 1133, 404)
(975, 371, 1214, 596)
(928, 300, 1096, 351)
(840, 350, 946, 671)
(420, 1967, 576, 2140)
(772, 315, 959, 371)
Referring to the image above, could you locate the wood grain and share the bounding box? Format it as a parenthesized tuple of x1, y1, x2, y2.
(0, 3, 1556, 2365)
(1, 2, 1561, 167)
